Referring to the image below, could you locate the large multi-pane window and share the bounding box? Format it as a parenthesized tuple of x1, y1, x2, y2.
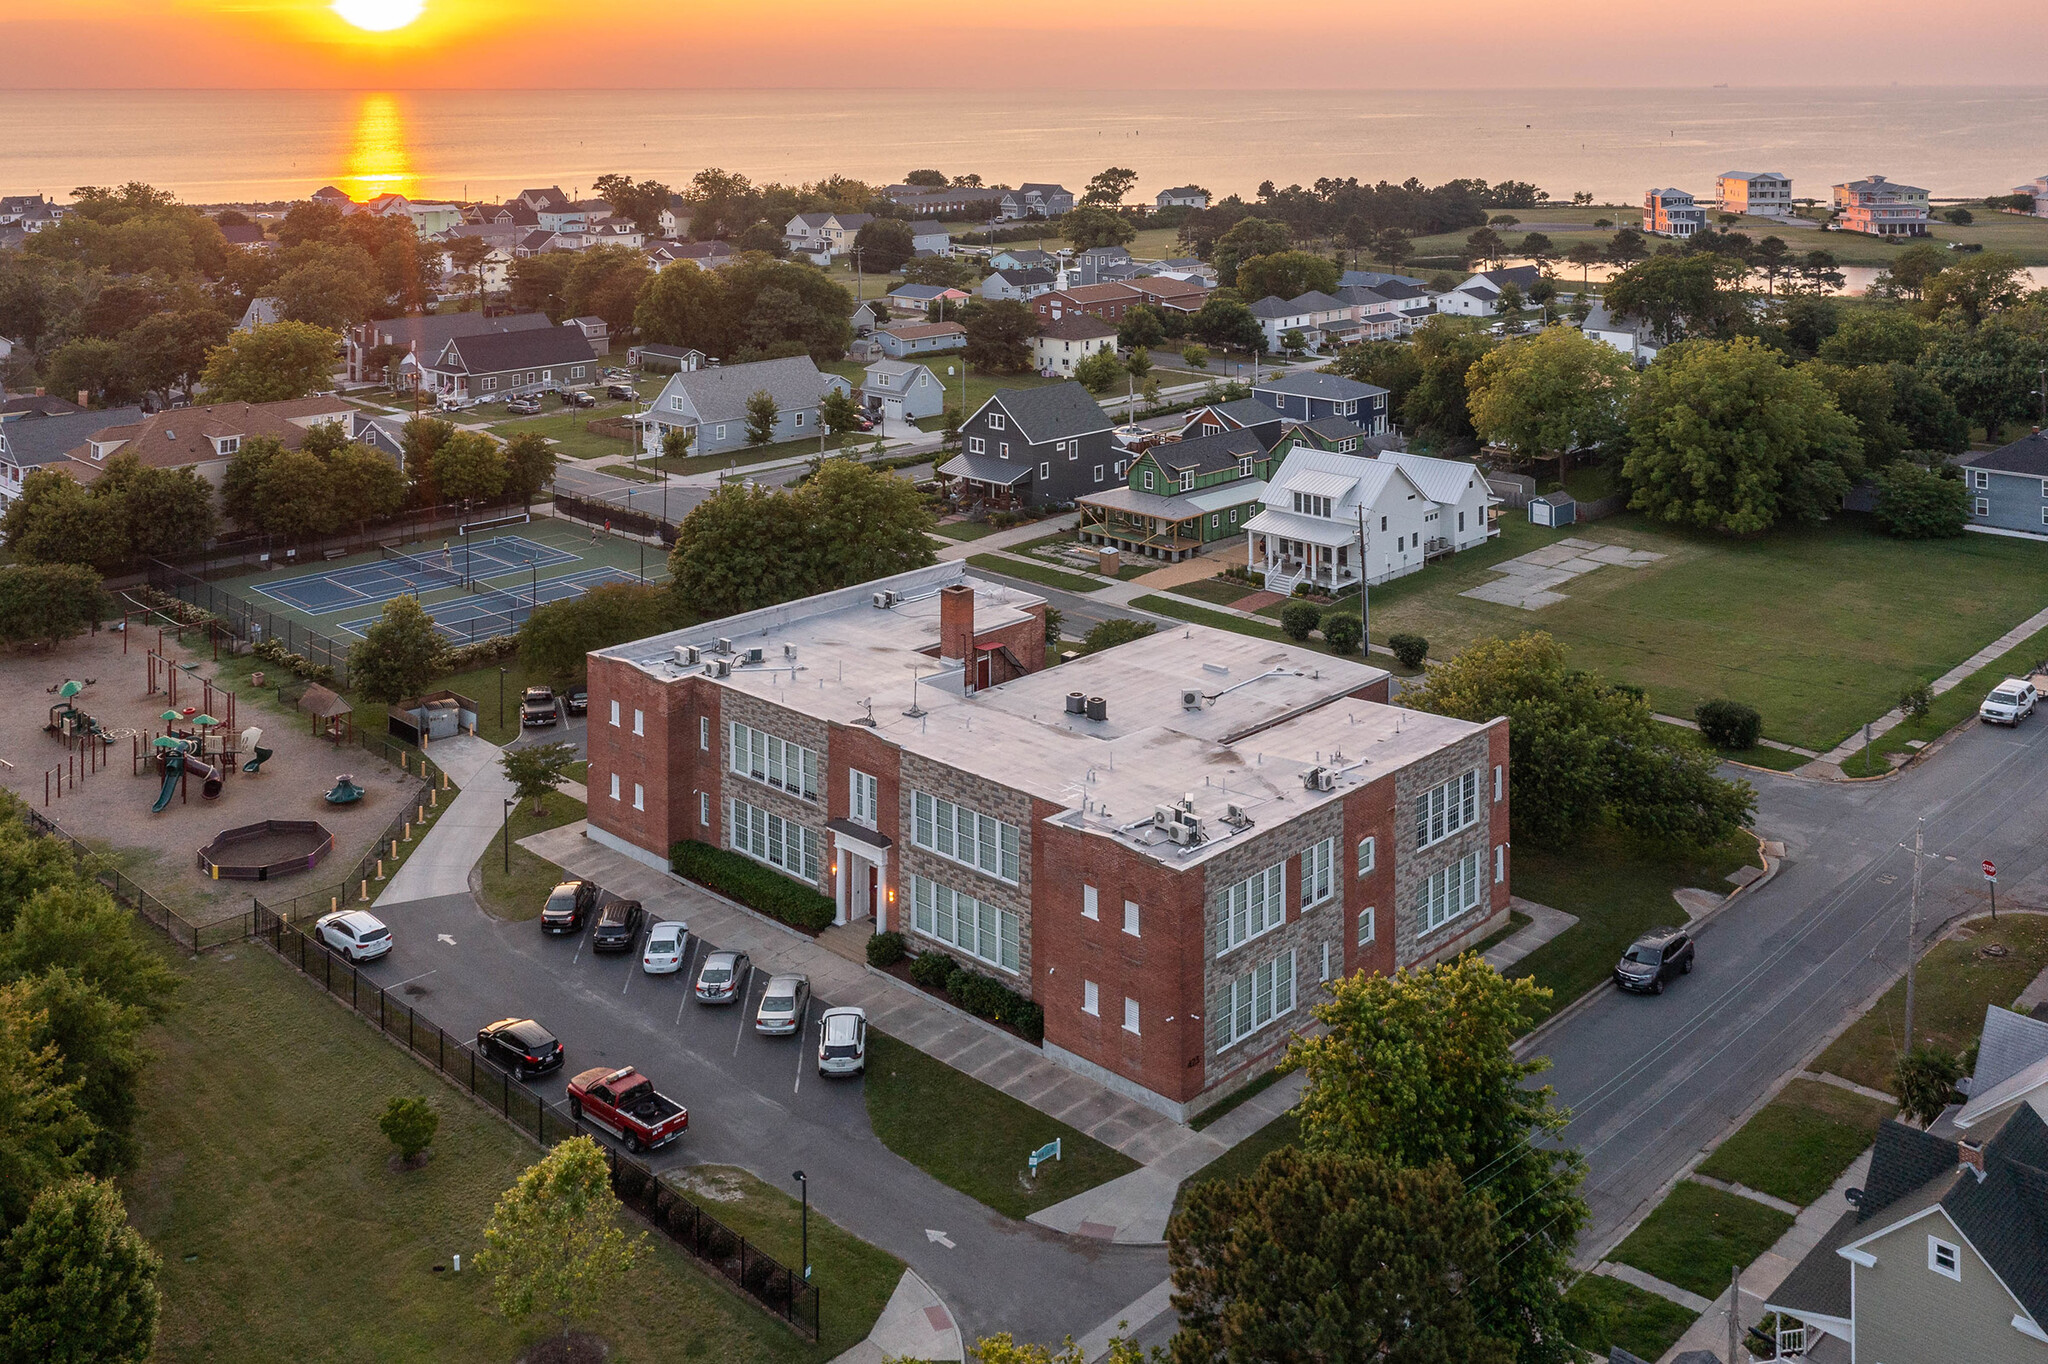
(1418, 848, 1487, 933)
(1302, 837, 1335, 908)
(1220, 862, 1285, 953)
(1222, 951, 1296, 1047)
(910, 789, 1020, 883)
(1415, 769, 1480, 849)
(727, 797, 821, 883)
(850, 770, 879, 828)
(908, 873, 1020, 972)
(730, 721, 819, 801)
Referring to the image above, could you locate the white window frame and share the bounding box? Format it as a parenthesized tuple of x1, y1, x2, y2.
(1221, 950, 1296, 1048)
(1975, 496, 1991, 517)
(1495, 845, 1506, 884)
(1093, 464, 1104, 481)
(850, 769, 880, 828)
(699, 791, 710, 826)
(608, 773, 620, 800)
(632, 708, 644, 736)
(1358, 905, 1376, 946)
(715, 423, 727, 440)
(1122, 900, 1140, 937)
(727, 795, 822, 882)
(1039, 461, 1051, 479)
(699, 716, 710, 750)
(1302, 837, 1335, 908)
(632, 782, 644, 810)
(729, 721, 820, 801)
(909, 872, 1020, 973)
(909, 789, 1021, 883)
(1123, 997, 1140, 1034)
(1970, 469, 1989, 490)
(793, 411, 805, 427)
(1220, 861, 1285, 954)
(988, 412, 1006, 431)
(1929, 1235, 1961, 1281)
(1357, 835, 1376, 877)
(1082, 884, 1099, 920)
(968, 436, 985, 454)
(1494, 765, 1503, 801)
(1416, 769, 1481, 850)
(1418, 848, 1487, 934)
(1082, 980, 1099, 1016)
(609, 700, 620, 727)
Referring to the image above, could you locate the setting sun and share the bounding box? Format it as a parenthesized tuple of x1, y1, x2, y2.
(331, 0, 425, 32)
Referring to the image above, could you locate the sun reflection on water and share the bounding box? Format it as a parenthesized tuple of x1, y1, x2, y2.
(338, 93, 415, 202)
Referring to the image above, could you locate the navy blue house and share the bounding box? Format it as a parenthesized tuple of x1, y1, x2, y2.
(1251, 372, 1390, 435)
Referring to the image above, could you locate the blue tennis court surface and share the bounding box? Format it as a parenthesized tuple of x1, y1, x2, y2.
(335, 566, 644, 643)
(249, 536, 581, 616)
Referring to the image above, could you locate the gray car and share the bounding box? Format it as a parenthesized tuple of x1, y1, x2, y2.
(694, 949, 748, 1004)
(754, 974, 810, 1035)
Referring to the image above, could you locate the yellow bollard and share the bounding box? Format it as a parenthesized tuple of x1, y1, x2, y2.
(430, 787, 438, 807)
(375, 858, 385, 881)
(417, 804, 425, 823)
(359, 879, 369, 901)
(330, 897, 338, 914)
(404, 822, 412, 841)
(389, 838, 398, 859)
(441, 772, 450, 790)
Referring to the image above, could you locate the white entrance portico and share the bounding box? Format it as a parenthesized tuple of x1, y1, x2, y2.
(827, 819, 892, 929)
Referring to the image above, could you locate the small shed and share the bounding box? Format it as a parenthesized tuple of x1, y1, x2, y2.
(387, 690, 478, 746)
(633, 344, 706, 373)
(1528, 492, 1577, 528)
(297, 683, 355, 744)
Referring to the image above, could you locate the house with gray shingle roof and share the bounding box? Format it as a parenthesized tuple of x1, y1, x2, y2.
(639, 356, 851, 458)
(940, 381, 1114, 509)
(1252, 370, 1390, 435)
(1959, 430, 2048, 540)
(417, 323, 599, 402)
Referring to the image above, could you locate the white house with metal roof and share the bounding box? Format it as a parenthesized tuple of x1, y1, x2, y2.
(1242, 446, 1495, 594)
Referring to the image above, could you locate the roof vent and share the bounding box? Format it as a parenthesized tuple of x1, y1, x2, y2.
(1085, 696, 1107, 722)
(1065, 691, 1086, 715)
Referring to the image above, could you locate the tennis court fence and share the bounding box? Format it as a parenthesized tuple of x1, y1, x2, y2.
(149, 559, 358, 690)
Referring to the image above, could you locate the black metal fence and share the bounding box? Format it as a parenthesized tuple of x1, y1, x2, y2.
(550, 491, 680, 548)
(23, 807, 251, 951)
(253, 903, 819, 1339)
(147, 559, 358, 689)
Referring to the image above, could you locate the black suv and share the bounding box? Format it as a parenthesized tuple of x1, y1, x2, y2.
(542, 880, 599, 935)
(590, 898, 645, 953)
(606, 383, 638, 401)
(564, 684, 588, 716)
(1615, 929, 1695, 995)
(477, 1018, 564, 1078)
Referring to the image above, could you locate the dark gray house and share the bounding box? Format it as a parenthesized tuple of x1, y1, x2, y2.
(418, 324, 599, 403)
(344, 310, 553, 385)
(940, 382, 1115, 509)
(1960, 431, 2048, 539)
(1251, 371, 1390, 435)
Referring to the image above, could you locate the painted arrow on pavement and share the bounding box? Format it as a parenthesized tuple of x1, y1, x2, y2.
(437, 934, 458, 946)
(925, 1229, 955, 1249)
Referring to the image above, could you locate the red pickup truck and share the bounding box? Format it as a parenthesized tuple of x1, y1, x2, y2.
(565, 1066, 689, 1152)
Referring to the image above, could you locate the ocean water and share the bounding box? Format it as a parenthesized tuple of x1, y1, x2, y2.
(5, 87, 2048, 208)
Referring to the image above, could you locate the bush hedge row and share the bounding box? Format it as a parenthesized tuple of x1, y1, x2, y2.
(668, 841, 836, 932)
(908, 949, 1045, 1043)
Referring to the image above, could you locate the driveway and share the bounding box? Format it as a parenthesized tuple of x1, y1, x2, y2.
(350, 888, 1168, 1347)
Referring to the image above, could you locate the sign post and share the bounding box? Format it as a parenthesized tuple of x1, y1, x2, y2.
(1985, 860, 1998, 921)
(1029, 1138, 1061, 1178)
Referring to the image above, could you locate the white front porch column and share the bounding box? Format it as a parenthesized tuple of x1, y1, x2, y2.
(833, 852, 849, 927)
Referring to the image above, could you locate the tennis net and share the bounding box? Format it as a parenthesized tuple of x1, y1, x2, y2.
(380, 543, 464, 590)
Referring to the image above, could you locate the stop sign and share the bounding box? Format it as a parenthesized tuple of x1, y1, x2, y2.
(1985, 860, 1997, 878)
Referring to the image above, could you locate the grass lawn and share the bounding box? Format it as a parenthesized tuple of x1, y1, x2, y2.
(819, 358, 1069, 421)
(606, 461, 667, 483)
(432, 655, 555, 745)
(1843, 621, 2048, 776)
(1188, 1067, 1286, 1133)
(485, 405, 642, 462)
(659, 1166, 902, 1359)
(1472, 909, 1535, 957)
(472, 790, 585, 922)
(1364, 513, 2048, 752)
(1609, 1180, 1796, 1300)
(1172, 1112, 1302, 1219)
(1696, 1079, 1896, 1207)
(966, 553, 1107, 594)
(1720, 744, 1813, 772)
(931, 520, 1005, 542)
(129, 946, 824, 1364)
(1814, 914, 2048, 1091)
(1167, 577, 1262, 607)
(1507, 830, 1762, 1028)
(647, 432, 863, 478)
(862, 1033, 1138, 1219)
(1565, 1274, 1699, 1363)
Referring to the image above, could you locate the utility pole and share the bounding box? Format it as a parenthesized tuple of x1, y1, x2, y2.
(1727, 1264, 1742, 1364)
(1905, 816, 1924, 1051)
(1356, 503, 1371, 648)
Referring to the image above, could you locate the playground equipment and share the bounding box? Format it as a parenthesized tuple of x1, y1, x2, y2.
(151, 747, 185, 814)
(197, 819, 334, 881)
(325, 774, 365, 805)
(240, 726, 272, 773)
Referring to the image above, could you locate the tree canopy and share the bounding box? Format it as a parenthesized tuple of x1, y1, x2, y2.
(199, 321, 338, 403)
(347, 595, 443, 705)
(964, 300, 1040, 374)
(1235, 251, 1340, 303)
(518, 582, 678, 684)
(1465, 325, 1632, 471)
(1062, 206, 1137, 251)
(0, 1176, 160, 1364)
(476, 1136, 644, 1333)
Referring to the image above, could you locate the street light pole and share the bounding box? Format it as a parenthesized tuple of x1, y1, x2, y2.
(792, 1170, 809, 1281)
(502, 797, 516, 874)
(1904, 816, 1923, 1052)
(498, 667, 506, 732)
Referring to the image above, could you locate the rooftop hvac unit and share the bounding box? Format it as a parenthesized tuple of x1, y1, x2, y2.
(1224, 802, 1248, 825)
(1166, 821, 1197, 846)
(1303, 766, 1337, 793)
(1180, 688, 1203, 711)
(783, 643, 797, 660)
(675, 645, 699, 666)
(744, 647, 763, 664)
(715, 637, 733, 654)
(872, 589, 898, 609)
(1153, 805, 1176, 829)
(1086, 696, 1107, 722)
(708, 659, 731, 679)
(1065, 691, 1086, 715)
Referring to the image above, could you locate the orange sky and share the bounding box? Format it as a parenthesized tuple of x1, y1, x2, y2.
(1, 0, 2043, 88)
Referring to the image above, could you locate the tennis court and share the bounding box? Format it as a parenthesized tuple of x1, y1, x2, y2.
(249, 535, 580, 616)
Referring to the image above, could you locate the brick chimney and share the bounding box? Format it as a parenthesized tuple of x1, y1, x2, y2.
(1958, 1138, 1985, 1178)
(939, 583, 975, 666)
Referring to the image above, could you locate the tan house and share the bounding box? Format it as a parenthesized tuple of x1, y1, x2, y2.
(1031, 314, 1118, 377)
(1833, 175, 1930, 237)
(59, 397, 356, 489)
(1717, 171, 1793, 217)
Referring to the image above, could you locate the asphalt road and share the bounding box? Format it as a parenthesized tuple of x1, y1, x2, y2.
(350, 889, 1166, 1346)
(1542, 711, 2048, 1261)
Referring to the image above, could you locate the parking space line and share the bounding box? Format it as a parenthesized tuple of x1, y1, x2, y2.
(673, 936, 704, 1024)
(793, 1000, 811, 1096)
(383, 968, 437, 990)
(732, 963, 756, 1056)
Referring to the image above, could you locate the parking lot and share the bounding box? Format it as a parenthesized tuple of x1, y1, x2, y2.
(347, 883, 1167, 1346)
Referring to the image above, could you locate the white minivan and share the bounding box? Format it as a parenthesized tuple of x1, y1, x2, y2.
(1980, 677, 2039, 726)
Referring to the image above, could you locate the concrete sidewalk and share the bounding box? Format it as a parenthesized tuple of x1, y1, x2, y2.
(828, 1269, 963, 1364)
(518, 822, 1198, 1165)
(932, 512, 1080, 561)
(1817, 602, 2048, 766)
(377, 734, 511, 907)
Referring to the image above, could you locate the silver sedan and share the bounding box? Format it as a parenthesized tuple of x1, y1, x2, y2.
(753, 974, 810, 1035)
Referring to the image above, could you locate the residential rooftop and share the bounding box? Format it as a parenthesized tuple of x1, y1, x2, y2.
(597, 562, 1476, 866)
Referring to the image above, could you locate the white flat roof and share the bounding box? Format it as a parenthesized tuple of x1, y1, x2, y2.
(598, 563, 1486, 866)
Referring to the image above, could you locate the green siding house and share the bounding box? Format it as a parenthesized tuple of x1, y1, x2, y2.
(1077, 422, 1354, 561)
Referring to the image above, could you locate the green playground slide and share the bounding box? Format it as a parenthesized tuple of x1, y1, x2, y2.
(152, 755, 182, 813)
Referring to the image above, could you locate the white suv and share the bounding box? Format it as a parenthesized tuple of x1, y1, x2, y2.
(315, 910, 392, 963)
(1980, 678, 2039, 726)
(817, 1007, 867, 1077)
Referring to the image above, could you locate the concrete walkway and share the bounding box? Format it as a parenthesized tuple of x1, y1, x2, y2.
(828, 1269, 963, 1364)
(377, 734, 511, 907)
(1817, 603, 2048, 765)
(1482, 898, 1579, 970)
(518, 823, 1198, 1165)
(932, 512, 1080, 561)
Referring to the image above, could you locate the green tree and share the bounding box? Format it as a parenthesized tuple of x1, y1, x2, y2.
(900, 256, 979, 291)
(119, 308, 229, 400)
(632, 262, 726, 353)
(1235, 251, 1340, 302)
(0, 884, 177, 1019)
(1805, 361, 1904, 462)
(965, 300, 1040, 374)
(1283, 956, 1579, 1364)
(1372, 227, 1413, 274)
(1061, 206, 1137, 251)
(1124, 345, 1152, 382)
(476, 1135, 645, 1336)
(1081, 167, 1138, 207)
(44, 339, 132, 408)
(1168, 1147, 1510, 1364)
(668, 484, 815, 618)
(591, 173, 673, 237)
(1403, 632, 1755, 849)
(562, 246, 651, 339)
(744, 389, 780, 445)
(1463, 226, 1504, 268)
(799, 458, 938, 591)
(1923, 310, 2048, 442)
(90, 456, 217, 560)
(819, 388, 864, 445)
(0, 473, 120, 571)
(1401, 319, 1496, 449)
(1921, 250, 2026, 327)
(273, 252, 380, 332)
(1887, 361, 1970, 453)
(508, 253, 576, 321)
(1073, 347, 1124, 394)
(1891, 1046, 1964, 1127)
(519, 582, 677, 684)
(1466, 325, 1632, 476)
(1623, 336, 1863, 533)
(377, 1096, 439, 1163)
(1211, 217, 1290, 287)
(199, 321, 337, 403)
(0, 985, 92, 1229)
(1082, 618, 1156, 654)
(1320, 612, 1361, 654)
(0, 1176, 159, 1364)
(253, 448, 336, 541)
(1192, 297, 1264, 353)
(1604, 225, 1649, 267)
(1118, 305, 1166, 350)
(0, 566, 109, 650)
(1279, 601, 1320, 640)
(1871, 459, 1969, 539)
(851, 218, 915, 274)
(500, 432, 556, 502)
(1870, 242, 1947, 301)
(325, 443, 410, 530)
(348, 595, 444, 705)
(429, 431, 508, 503)
(500, 742, 580, 816)
(1493, 281, 1524, 314)
(1179, 343, 1209, 369)
(660, 427, 694, 463)
(11, 971, 146, 1180)
(1816, 309, 1929, 367)
(1603, 254, 1747, 342)
(218, 436, 280, 529)
(444, 236, 496, 309)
